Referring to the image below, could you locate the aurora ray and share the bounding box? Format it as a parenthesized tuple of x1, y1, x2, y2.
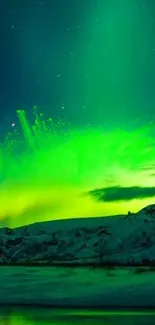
(0, 106, 155, 228)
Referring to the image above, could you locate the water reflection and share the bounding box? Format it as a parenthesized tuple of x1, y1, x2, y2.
(0, 307, 155, 325)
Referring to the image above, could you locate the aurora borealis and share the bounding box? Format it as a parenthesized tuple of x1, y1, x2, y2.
(0, 108, 155, 227)
(1, 1, 155, 227)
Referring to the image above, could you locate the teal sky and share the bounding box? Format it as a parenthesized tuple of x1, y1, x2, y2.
(0, 0, 155, 130)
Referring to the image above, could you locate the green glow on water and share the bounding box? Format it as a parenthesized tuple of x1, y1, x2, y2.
(68, 310, 155, 316)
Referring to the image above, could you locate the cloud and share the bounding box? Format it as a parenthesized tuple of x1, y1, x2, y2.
(89, 186, 155, 202)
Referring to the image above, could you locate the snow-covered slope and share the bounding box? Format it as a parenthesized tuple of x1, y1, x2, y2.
(1, 204, 155, 265)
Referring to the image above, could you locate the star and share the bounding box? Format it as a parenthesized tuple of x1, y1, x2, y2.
(36, 0, 44, 4)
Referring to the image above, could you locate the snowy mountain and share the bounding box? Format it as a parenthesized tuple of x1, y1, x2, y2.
(0, 204, 155, 265)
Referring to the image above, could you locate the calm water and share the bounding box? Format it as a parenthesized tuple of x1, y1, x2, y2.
(1, 307, 155, 325)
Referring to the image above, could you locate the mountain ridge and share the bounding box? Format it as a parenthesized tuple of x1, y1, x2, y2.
(0, 204, 155, 265)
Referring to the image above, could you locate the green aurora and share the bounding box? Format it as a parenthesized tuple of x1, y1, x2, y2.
(0, 1, 155, 227)
(0, 106, 155, 228)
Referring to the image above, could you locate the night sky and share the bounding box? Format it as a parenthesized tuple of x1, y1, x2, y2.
(1, 0, 155, 129)
(1, 0, 155, 227)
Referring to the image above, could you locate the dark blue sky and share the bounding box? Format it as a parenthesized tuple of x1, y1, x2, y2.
(0, 0, 91, 128)
(0, 0, 155, 132)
